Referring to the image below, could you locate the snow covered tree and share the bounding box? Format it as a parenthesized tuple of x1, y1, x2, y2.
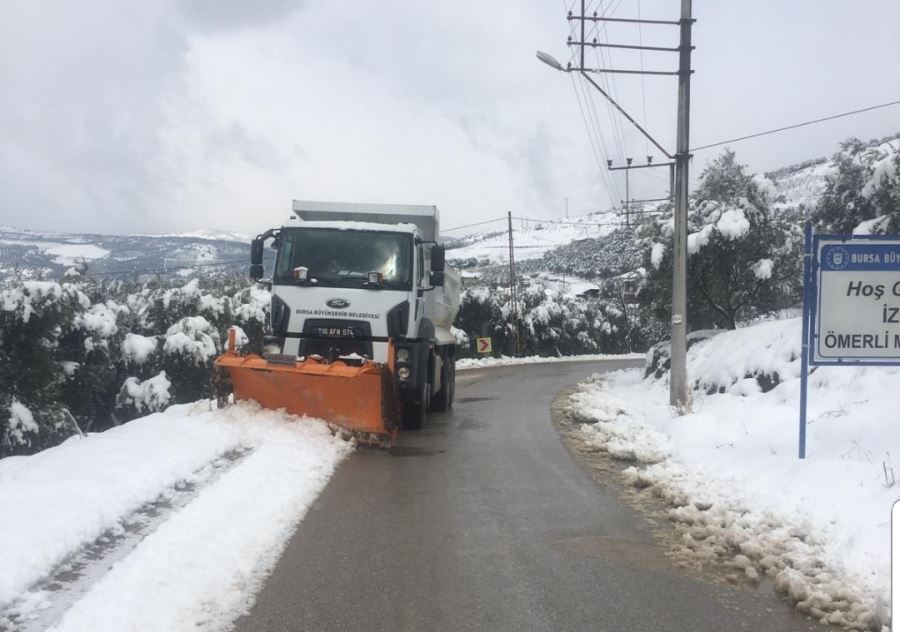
(640, 150, 801, 330)
(815, 136, 900, 234)
(0, 282, 86, 455)
(454, 276, 637, 357)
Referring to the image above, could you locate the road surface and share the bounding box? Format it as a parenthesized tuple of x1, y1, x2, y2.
(235, 360, 821, 632)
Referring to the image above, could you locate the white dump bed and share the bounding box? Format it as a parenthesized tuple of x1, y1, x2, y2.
(292, 200, 439, 242)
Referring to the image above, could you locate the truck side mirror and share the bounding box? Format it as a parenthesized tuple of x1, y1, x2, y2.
(250, 236, 264, 265)
(430, 245, 445, 272)
(430, 271, 445, 287)
(249, 264, 264, 280)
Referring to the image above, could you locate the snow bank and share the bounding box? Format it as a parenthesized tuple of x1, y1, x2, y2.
(456, 352, 644, 371)
(0, 401, 352, 630)
(568, 318, 895, 630)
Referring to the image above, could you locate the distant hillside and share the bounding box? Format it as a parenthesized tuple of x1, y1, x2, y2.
(446, 132, 899, 295)
(0, 227, 253, 280)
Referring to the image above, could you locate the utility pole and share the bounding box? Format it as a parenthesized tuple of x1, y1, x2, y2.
(565, 197, 569, 218)
(537, 1, 696, 411)
(670, 0, 694, 411)
(507, 211, 521, 356)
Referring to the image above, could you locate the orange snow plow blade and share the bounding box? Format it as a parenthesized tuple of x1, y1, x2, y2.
(214, 350, 400, 446)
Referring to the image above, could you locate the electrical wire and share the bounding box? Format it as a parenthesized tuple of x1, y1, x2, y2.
(691, 99, 900, 152)
(442, 217, 509, 233)
(573, 73, 622, 202)
(592, 0, 630, 160)
(570, 73, 621, 204)
(637, 0, 650, 157)
(511, 215, 626, 228)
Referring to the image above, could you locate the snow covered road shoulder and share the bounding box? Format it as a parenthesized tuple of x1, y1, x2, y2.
(456, 352, 645, 371)
(0, 402, 352, 631)
(567, 319, 896, 631)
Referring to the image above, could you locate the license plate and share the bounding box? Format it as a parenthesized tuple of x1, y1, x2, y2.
(312, 326, 362, 338)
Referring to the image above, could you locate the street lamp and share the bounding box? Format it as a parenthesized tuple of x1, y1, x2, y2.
(535, 51, 565, 72)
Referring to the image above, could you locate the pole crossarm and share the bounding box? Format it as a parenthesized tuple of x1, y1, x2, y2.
(608, 161, 675, 171)
(624, 197, 671, 204)
(571, 66, 681, 76)
(567, 41, 685, 53)
(579, 71, 673, 159)
(567, 15, 683, 26)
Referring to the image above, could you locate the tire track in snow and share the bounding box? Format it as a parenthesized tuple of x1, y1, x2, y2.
(0, 447, 254, 632)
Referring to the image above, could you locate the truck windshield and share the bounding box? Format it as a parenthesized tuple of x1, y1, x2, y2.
(274, 228, 413, 290)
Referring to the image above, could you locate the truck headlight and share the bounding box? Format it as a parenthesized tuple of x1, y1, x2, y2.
(396, 348, 410, 363)
(398, 367, 411, 380)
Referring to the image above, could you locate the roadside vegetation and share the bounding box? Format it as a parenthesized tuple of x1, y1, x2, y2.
(2, 133, 898, 457)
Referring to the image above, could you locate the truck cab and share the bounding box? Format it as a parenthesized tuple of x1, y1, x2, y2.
(250, 200, 460, 429)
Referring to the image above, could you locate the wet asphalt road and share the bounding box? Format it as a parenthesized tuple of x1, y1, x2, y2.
(235, 360, 820, 632)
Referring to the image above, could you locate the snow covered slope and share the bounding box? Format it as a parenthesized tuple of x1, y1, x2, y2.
(0, 401, 351, 632)
(568, 318, 895, 631)
(445, 211, 621, 266)
(0, 226, 251, 280)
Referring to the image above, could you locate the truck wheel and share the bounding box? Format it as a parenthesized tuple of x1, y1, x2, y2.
(402, 386, 428, 430)
(447, 361, 456, 409)
(429, 355, 452, 412)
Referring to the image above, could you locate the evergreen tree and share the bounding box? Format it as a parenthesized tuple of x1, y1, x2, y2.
(640, 150, 801, 330)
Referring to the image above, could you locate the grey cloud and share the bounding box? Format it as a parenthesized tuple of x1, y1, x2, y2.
(177, 0, 304, 31)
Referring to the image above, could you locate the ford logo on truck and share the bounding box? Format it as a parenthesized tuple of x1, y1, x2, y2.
(326, 298, 350, 309)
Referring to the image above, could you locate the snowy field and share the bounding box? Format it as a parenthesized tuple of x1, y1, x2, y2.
(0, 402, 351, 632)
(567, 318, 896, 631)
(446, 212, 619, 265)
(456, 352, 645, 371)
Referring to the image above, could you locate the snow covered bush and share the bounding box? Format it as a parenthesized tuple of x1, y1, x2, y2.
(640, 150, 803, 330)
(0, 276, 270, 457)
(0, 281, 88, 454)
(116, 372, 172, 414)
(454, 275, 636, 358)
(160, 316, 220, 403)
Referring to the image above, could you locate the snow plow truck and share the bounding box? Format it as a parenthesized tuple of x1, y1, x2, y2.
(215, 200, 461, 446)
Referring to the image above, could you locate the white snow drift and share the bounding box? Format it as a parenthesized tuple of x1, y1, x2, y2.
(568, 318, 895, 631)
(0, 401, 352, 631)
(456, 352, 644, 371)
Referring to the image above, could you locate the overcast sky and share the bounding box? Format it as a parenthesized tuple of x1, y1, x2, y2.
(1, 0, 898, 236)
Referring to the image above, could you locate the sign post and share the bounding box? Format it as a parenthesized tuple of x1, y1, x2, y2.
(799, 223, 813, 459)
(800, 226, 900, 458)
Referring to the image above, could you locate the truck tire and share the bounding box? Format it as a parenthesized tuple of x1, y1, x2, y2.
(447, 360, 456, 408)
(402, 385, 428, 430)
(429, 354, 452, 412)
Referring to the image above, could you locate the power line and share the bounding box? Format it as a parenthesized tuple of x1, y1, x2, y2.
(442, 217, 509, 233)
(637, 0, 650, 157)
(691, 98, 900, 152)
(573, 73, 622, 201)
(593, 0, 630, 161)
(511, 215, 628, 228)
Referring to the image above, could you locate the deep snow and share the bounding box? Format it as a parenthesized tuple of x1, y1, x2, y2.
(0, 401, 351, 631)
(567, 318, 896, 631)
